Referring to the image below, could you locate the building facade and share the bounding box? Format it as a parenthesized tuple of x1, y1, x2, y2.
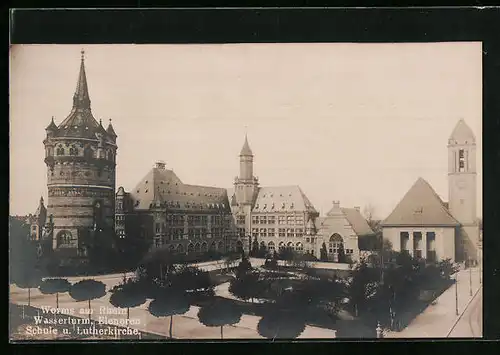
(381, 119, 480, 263)
(115, 161, 242, 256)
(27, 197, 47, 241)
(227, 136, 372, 262)
(315, 202, 375, 262)
(40, 52, 117, 260)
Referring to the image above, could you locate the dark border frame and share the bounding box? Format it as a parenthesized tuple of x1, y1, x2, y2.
(8, 6, 500, 350)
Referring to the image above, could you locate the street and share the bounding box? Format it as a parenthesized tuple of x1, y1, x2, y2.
(448, 286, 482, 338)
(386, 266, 482, 338)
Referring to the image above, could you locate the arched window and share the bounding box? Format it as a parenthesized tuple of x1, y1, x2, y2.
(187, 243, 194, 253)
(56, 230, 72, 247)
(201, 242, 208, 252)
(210, 241, 216, 251)
(69, 146, 78, 156)
(194, 243, 201, 252)
(177, 244, 184, 253)
(296, 242, 303, 252)
(278, 241, 285, 251)
(329, 233, 344, 260)
(168, 244, 175, 252)
(260, 241, 266, 249)
(287, 241, 294, 250)
(56, 146, 64, 156)
(268, 241, 275, 251)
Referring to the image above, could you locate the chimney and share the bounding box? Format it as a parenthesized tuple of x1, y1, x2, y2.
(154, 161, 166, 170)
(332, 200, 340, 209)
(354, 206, 360, 212)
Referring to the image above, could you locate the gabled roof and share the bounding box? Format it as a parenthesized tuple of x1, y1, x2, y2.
(382, 177, 460, 227)
(252, 185, 318, 214)
(449, 118, 476, 145)
(130, 165, 230, 212)
(341, 208, 375, 236)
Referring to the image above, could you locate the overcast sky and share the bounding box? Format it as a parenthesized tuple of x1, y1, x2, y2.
(9, 43, 482, 219)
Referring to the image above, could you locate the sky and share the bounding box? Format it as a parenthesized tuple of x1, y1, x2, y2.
(9, 43, 482, 219)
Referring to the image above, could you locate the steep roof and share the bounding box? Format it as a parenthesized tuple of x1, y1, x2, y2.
(449, 118, 476, 145)
(55, 51, 108, 139)
(382, 177, 460, 227)
(341, 208, 375, 236)
(252, 185, 318, 214)
(130, 165, 230, 212)
(240, 134, 253, 156)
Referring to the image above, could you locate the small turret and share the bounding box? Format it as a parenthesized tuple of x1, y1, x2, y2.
(45, 117, 58, 135)
(106, 119, 117, 138)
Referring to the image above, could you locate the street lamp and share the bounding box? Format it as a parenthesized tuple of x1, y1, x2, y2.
(469, 258, 473, 296)
(454, 273, 459, 316)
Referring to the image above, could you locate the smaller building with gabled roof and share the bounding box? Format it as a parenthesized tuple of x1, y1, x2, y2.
(381, 177, 459, 262)
(313, 201, 375, 262)
(381, 119, 480, 263)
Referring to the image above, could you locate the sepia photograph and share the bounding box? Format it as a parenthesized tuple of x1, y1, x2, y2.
(9, 42, 482, 340)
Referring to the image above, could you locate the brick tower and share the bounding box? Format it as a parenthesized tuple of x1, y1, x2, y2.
(43, 50, 117, 261)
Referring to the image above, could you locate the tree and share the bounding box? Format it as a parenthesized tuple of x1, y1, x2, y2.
(258, 243, 267, 258)
(257, 309, 306, 339)
(198, 298, 242, 339)
(229, 270, 261, 303)
(11, 234, 43, 307)
(235, 257, 252, 278)
(278, 248, 295, 266)
(250, 236, 259, 257)
(68, 279, 106, 320)
(39, 278, 71, 308)
(320, 242, 328, 262)
(109, 279, 147, 320)
(337, 243, 346, 263)
(224, 252, 240, 272)
(173, 266, 215, 301)
(148, 287, 190, 339)
(347, 258, 379, 317)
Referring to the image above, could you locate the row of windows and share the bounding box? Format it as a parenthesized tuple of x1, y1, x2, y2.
(253, 202, 297, 211)
(154, 227, 226, 239)
(400, 231, 436, 251)
(251, 228, 304, 238)
(251, 215, 305, 225)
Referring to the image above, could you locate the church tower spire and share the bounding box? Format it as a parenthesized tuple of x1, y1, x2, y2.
(73, 50, 91, 110)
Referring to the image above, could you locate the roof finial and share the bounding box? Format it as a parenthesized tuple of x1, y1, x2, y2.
(99, 119, 102, 125)
(81, 49, 85, 61)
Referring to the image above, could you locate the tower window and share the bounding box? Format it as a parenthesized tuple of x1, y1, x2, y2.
(458, 149, 465, 172)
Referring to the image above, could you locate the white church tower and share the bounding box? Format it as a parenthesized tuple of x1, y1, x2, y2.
(447, 118, 479, 262)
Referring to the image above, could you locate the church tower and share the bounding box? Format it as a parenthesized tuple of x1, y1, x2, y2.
(448, 118, 479, 261)
(233, 135, 259, 245)
(43, 51, 117, 260)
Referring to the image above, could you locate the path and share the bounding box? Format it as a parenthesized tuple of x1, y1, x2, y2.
(385, 266, 482, 338)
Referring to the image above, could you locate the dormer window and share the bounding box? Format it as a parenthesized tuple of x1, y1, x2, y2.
(282, 203, 286, 209)
(290, 203, 294, 209)
(255, 204, 259, 209)
(263, 204, 267, 209)
(414, 207, 423, 214)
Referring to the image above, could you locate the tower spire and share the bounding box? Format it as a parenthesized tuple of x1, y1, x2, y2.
(240, 132, 253, 156)
(73, 49, 91, 110)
